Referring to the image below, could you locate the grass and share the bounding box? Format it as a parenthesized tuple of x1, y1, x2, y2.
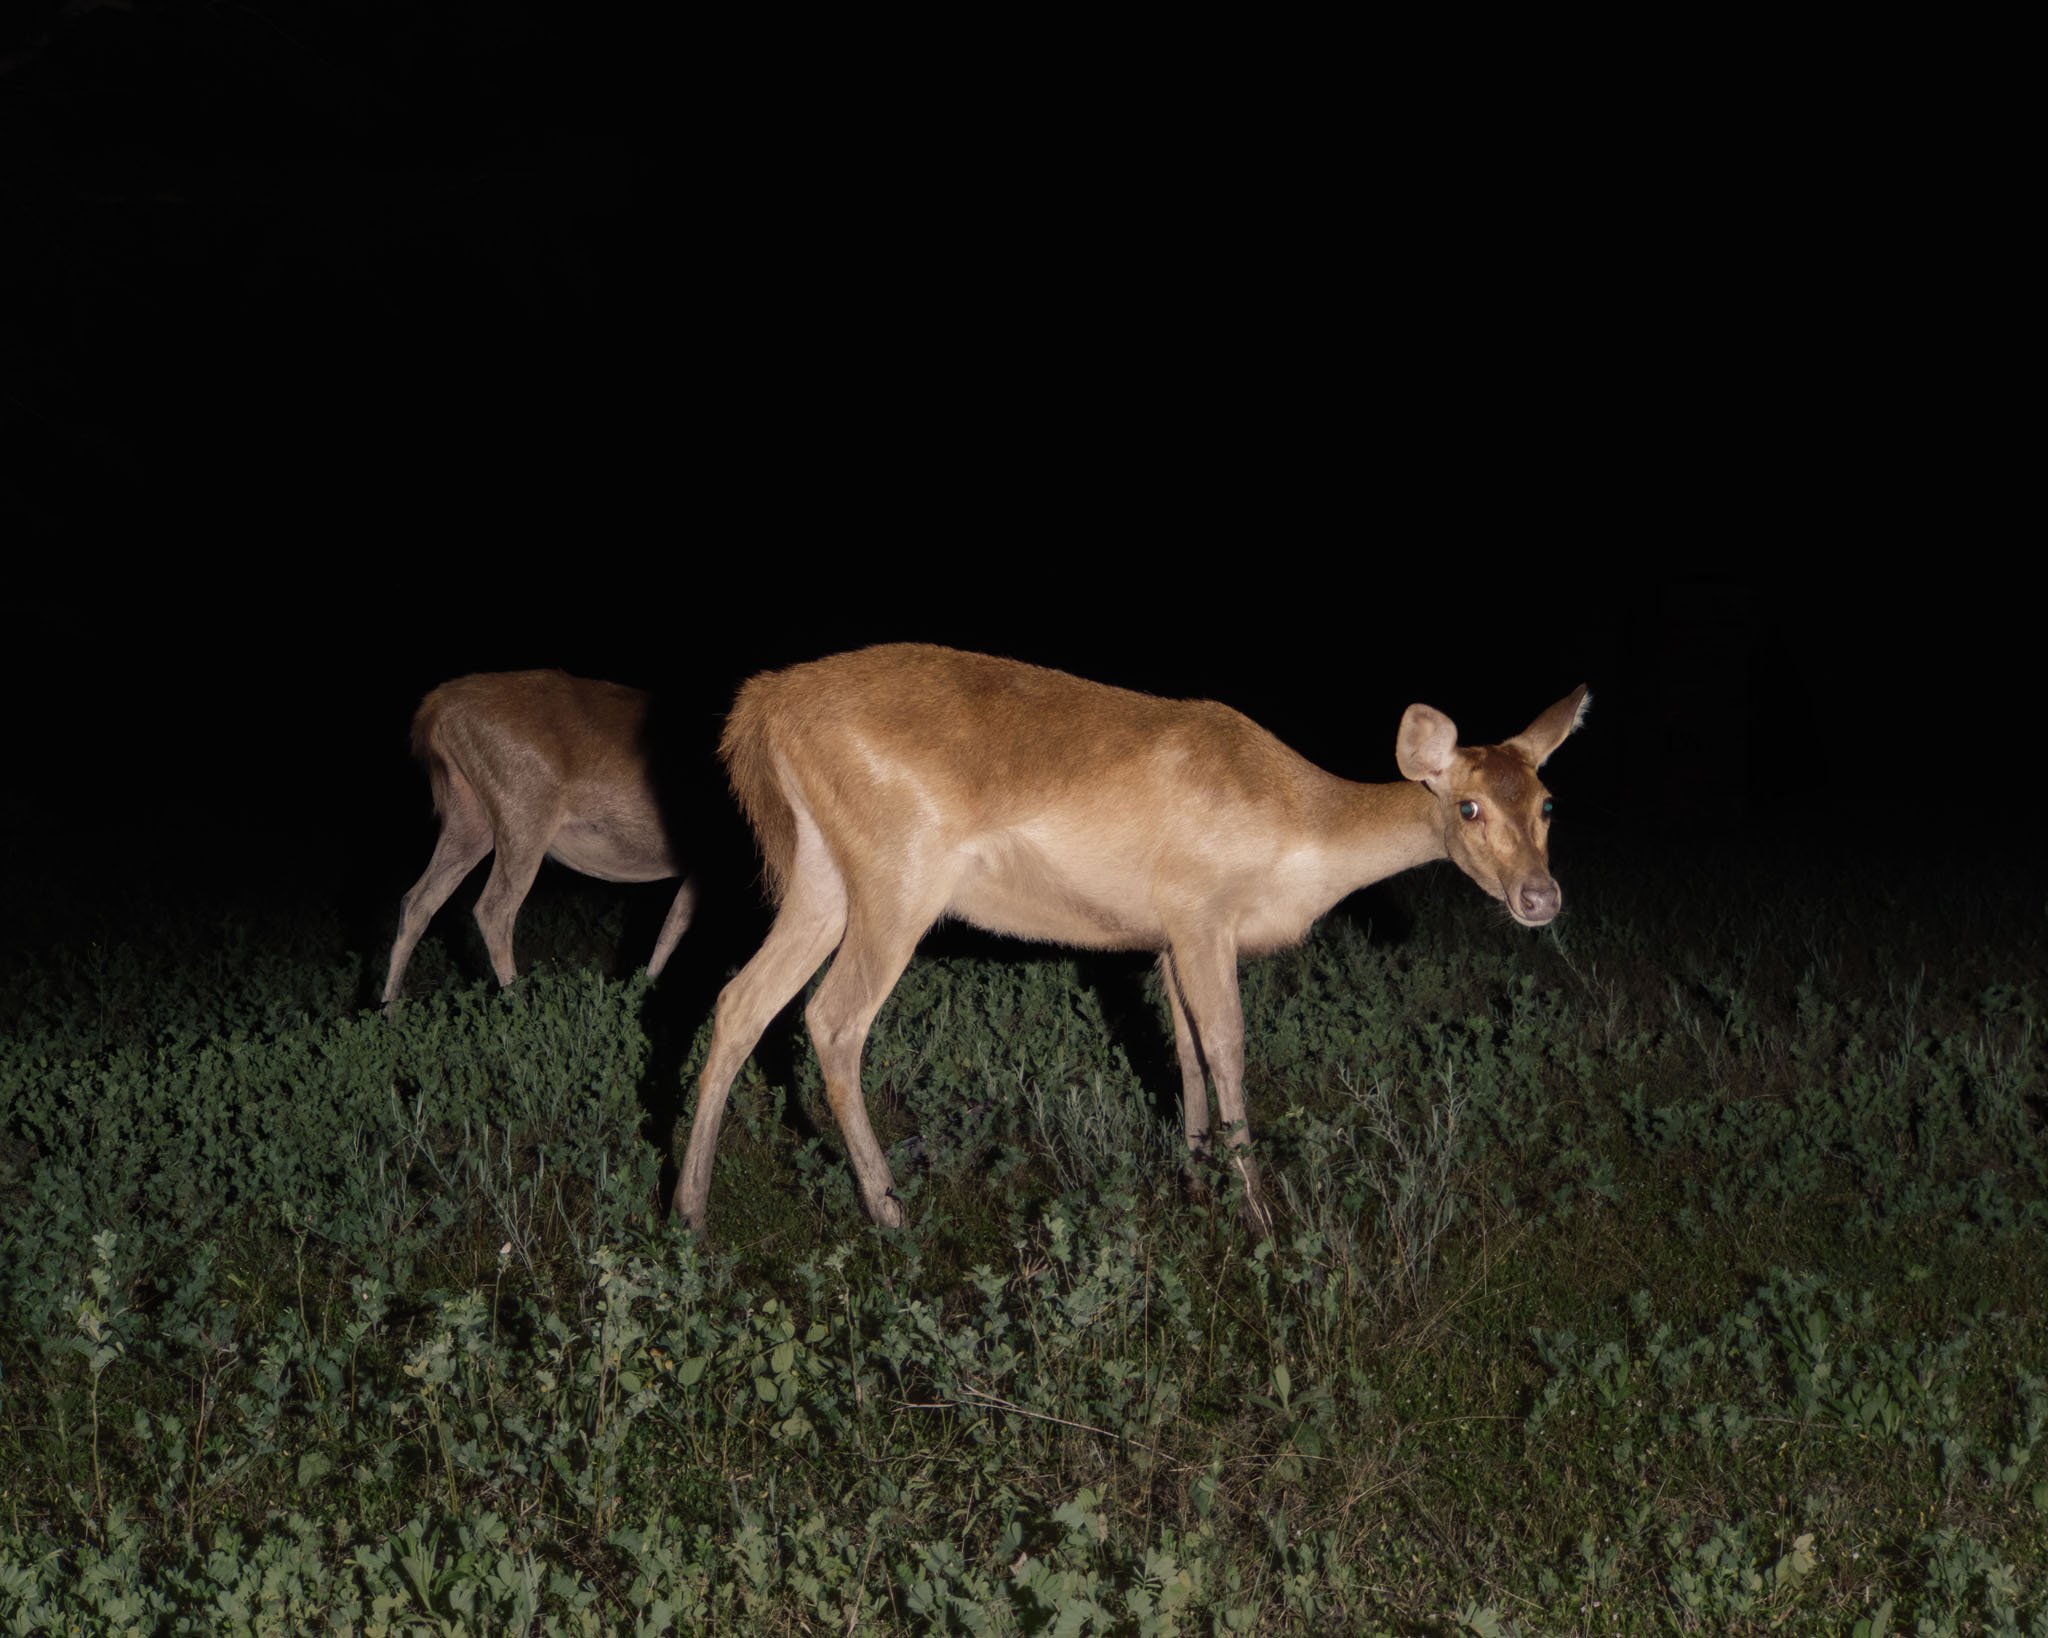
(0, 842, 2044, 1633)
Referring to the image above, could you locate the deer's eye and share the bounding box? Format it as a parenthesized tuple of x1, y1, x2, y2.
(1458, 800, 1479, 821)
(1542, 798, 1554, 819)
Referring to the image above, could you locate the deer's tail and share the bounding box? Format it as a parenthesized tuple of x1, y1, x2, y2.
(409, 688, 459, 820)
(719, 675, 797, 905)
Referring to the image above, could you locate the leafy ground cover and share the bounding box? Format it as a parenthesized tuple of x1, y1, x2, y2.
(1, 844, 2043, 1633)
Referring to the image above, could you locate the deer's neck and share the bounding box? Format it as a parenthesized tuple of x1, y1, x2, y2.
(1315, 776, 1444, 893)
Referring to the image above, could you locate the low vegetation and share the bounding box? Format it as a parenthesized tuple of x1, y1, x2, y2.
(1, 845, 2043, 1633)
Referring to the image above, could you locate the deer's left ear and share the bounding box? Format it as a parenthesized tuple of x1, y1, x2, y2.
(1505, 685, 1590, 767)
(1396, 704, 1459, 784)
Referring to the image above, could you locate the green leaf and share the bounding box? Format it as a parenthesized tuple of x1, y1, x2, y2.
(1772, 1532, 1817, 1587)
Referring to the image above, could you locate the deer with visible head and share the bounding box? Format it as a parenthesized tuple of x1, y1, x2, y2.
(674, 644, 1588, 1234)
(382, 670, 696, 1009)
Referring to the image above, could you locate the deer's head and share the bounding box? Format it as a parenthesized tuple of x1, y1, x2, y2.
(1396, 686, 1589, 927)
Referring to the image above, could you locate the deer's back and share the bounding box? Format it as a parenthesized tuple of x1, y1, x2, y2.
(417, 671, 653, 793)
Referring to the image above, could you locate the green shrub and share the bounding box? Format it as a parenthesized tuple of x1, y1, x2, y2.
(1, 851, 2044, 1629)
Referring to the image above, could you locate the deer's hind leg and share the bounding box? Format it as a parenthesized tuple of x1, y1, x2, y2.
(383, 770, 494, 1009)
(802, 870, 957, 1230)
(469, 791, 564, 988)
(673, 811, 848, 1229)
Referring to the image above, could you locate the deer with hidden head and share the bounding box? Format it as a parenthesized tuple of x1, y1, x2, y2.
(674, 643, 1588, 1235)
(381, 670, 697, 1010)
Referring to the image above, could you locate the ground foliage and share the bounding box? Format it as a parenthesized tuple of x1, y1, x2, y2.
(1, 846, 2045, 1634)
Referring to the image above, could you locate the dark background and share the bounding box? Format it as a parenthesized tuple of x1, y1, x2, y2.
(1, 3, 2025, 977)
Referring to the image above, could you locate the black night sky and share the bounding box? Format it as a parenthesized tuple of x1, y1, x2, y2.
(1, 3, 2029, 971)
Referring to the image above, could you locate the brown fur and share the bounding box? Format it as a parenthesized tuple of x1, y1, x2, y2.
(382, 670, 696, 1008)
(678, 644, 1588, 1235)
(719, 684, 798, 904)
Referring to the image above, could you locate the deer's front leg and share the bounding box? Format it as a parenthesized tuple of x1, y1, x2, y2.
(1164, 934, 1270, 1237)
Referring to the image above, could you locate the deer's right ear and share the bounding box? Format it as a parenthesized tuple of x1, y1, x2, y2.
(1396, 704, 1459, 785)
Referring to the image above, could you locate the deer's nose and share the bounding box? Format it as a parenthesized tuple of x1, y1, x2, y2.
(1515, 877, 1561, 924)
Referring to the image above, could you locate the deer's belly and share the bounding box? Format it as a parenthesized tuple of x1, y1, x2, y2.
(940, 826, 1326, 956)
(548, 820, 676, 883)
(945, 833, 1165, 950)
